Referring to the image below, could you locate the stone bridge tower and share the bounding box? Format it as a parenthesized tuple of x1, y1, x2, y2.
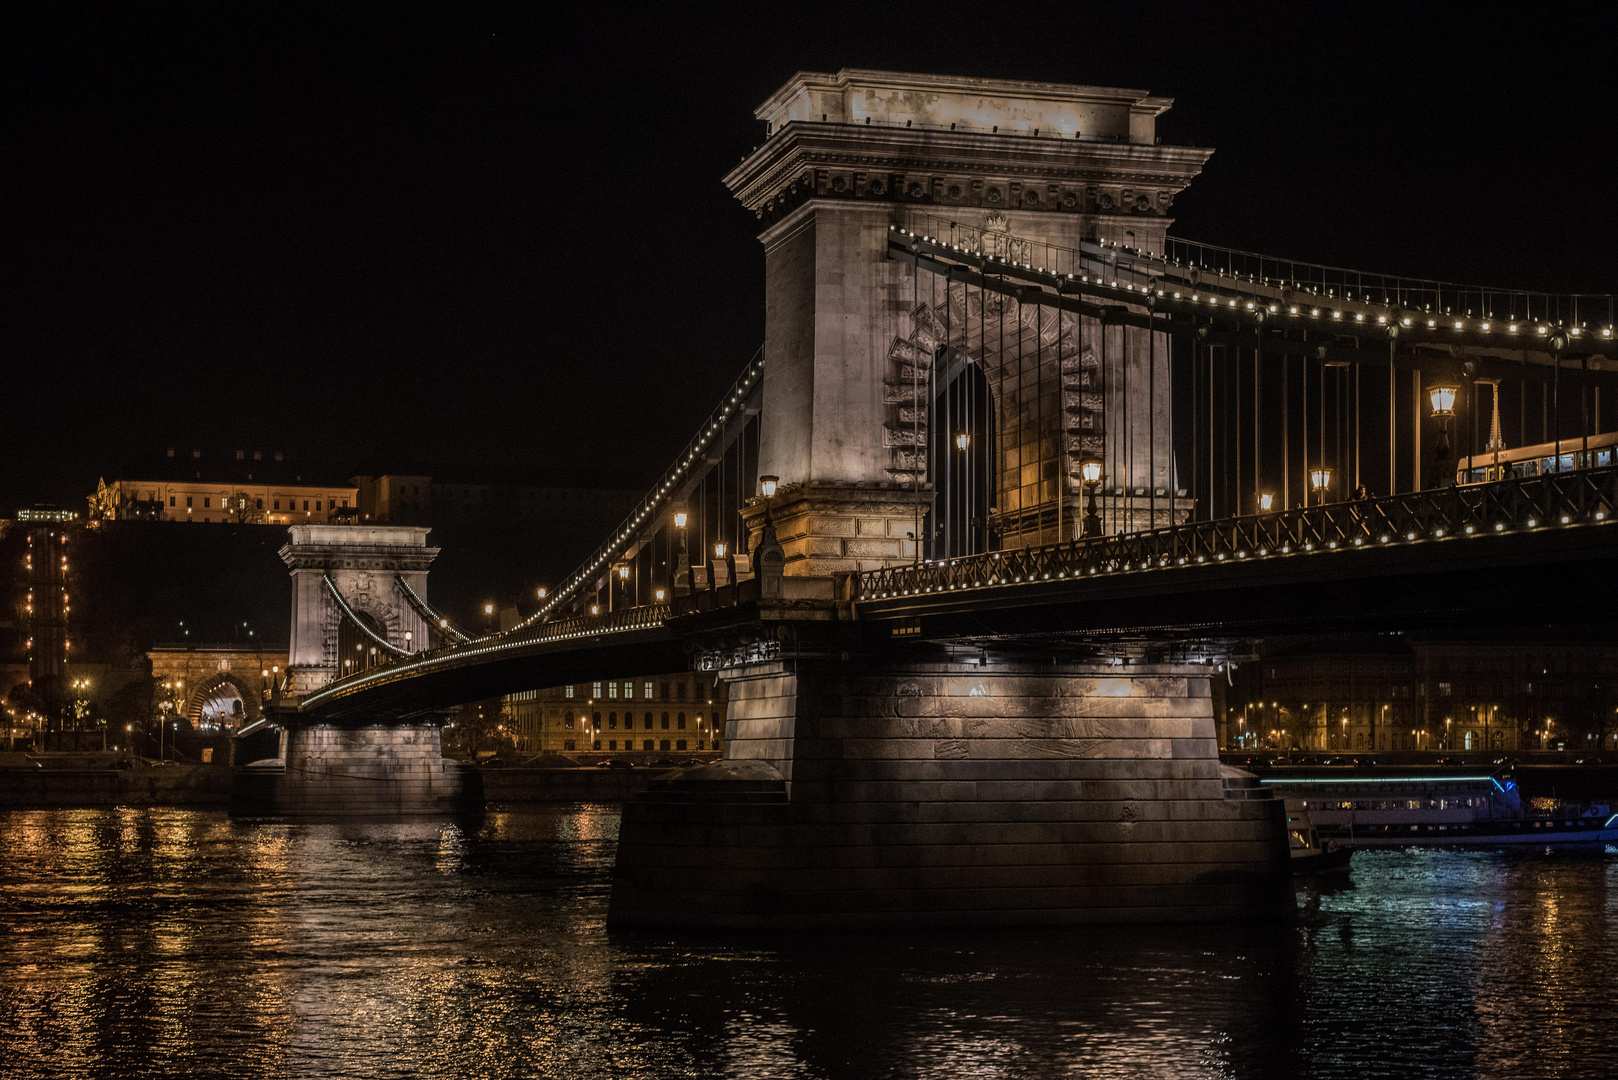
(280, 525, 437, 693)
(726, 69, 1212, 563)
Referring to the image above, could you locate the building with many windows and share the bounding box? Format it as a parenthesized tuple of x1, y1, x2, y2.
(505, 673, 726, 760)
(89, 449, 357, 525)
(1222, 635, 1618, 755)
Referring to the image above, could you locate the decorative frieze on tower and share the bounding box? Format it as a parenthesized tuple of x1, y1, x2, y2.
(727, 70, 1212, 570)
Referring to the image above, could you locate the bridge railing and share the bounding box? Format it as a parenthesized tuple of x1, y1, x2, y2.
(854, 467, 1618, 603)
(518, 602, 672, 644)
(308, 602, 676, 701)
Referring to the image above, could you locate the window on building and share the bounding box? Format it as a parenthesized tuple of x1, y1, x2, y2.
(303, 500, 309, 511)
(593, 739, 601, 750)
(203, 497, 210, 508)
(677, 712, 685, 729)
(255, 498, 263, 509)
(592, 681, 602, 699)
(622, 681, 633, 699)
(563, 710, 573, 728)
(565, 685, 575, 698)
(679, 713, 688, 730)
(564, 740, 576, 751)
(643, 712, 652, 730)
(169, 495, 176, 507)
(644, 681, 654, 699)
(662, 739, 672, 751)
(643, 739, 653, 752)
(342, 498, 349, 508)
(660, 712, 669, 729)
(1438, 682, 1452, 697)
(676, 682, 687, 701)
(274, 500, 280, 510)
(676, 740, 686, 751)
(660, 681, 669, 699)
(186, 496, 193, 508)
(608, 681, 618, 699)
(608, 740, 616, 751)
(608, 712, 617, 728)
(316, 501, 322, 511)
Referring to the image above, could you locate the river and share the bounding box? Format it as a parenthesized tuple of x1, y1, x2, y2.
(1, 806, 1614, 1079)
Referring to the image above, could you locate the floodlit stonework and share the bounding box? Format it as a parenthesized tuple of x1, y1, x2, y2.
(728, 70, 1210, 565)
(611, 657, 1288, 928)
(280, 525, 437, 693)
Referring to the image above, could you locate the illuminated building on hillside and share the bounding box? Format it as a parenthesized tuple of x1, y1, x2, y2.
(89, 449, 357, 525)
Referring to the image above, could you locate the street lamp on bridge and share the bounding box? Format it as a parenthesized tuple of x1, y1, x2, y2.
(1310, 468, 1332, 504)
(673, 508, 690, 596)
(1429, 383, 1459, 479)
(1080, 459, 1102, 538)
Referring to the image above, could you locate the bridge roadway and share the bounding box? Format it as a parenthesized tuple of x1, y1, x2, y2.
(299, 464, 1618, 721)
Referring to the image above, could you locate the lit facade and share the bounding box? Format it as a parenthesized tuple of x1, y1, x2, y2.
(90, 450, 357, 526)
(505, 673, 726, 759)
(1223, 638, 1618, 755)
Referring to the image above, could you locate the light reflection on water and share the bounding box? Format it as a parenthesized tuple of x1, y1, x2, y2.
(1, 806, 1615, 1079)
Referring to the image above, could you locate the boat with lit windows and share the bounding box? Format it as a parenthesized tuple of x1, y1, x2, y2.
(1284, 801, 1354, 872)
(1258, 770, 1618, 848)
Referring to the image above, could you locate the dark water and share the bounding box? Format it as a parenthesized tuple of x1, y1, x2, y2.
(1, 808, 1615, 1079)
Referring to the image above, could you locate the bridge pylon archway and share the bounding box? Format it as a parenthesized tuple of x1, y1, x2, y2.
(279, 525, 438, 694)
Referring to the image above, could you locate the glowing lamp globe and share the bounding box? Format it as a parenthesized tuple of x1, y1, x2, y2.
(1428, 385, 1458, 417)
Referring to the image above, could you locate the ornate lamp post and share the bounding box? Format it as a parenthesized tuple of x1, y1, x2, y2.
(673, 508, 690, 596)
(1080, 459, 1103, 538)
(1310, 467, 1332, 505)
(1429, 383, 1459, 482)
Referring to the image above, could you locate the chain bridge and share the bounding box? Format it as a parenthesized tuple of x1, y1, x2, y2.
(239, 69, 1618, 929)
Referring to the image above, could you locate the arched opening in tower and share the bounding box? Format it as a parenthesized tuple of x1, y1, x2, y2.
(929, 347, 996, 560)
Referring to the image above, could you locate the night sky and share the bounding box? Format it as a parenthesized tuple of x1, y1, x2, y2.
(6, 2, 1616, 514)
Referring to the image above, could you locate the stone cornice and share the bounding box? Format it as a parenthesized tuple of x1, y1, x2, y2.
(279, 543, 440, 572)
(756, 69, 1167, 126)
(725, 124, 1211, 229)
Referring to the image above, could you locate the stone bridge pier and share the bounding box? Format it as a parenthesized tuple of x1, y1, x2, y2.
(229, 524, 481, 817)
(609, 647, 1289, 928)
